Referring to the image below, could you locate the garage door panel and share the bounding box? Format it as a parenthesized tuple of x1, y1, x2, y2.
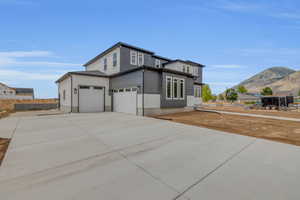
(113, 90, 137, 115)
(79, 86, 104, 113)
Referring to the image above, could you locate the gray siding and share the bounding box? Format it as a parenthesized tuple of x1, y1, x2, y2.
(144, 70, 161, 94)
(160, 72, 194, 108)
(110, 70, 143, 94)
(195, 67, 203, 83)
(120, 46, 154, 72)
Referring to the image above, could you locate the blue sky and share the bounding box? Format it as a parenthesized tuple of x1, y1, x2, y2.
(1, 0, 300, 98)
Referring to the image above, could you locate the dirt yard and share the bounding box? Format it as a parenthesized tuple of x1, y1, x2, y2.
(0, 138, 10, 166)
(157, 111, 300, 146)
(202, 105, 300, 119)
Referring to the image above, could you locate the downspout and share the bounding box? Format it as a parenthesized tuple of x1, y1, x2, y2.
(70, 75, 73, 113)
(142, 68, 145, 116)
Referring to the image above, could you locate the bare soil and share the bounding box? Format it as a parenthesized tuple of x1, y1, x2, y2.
(156, 111, 300, 146)
(0, 138, 10, 166)
(202, 105, 300, 119)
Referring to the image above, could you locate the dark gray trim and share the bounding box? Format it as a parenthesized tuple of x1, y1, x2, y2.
(163, 59, 205, 67)
(142, 69, 145, 116)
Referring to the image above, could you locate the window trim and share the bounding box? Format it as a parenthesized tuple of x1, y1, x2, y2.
(130, 50, 137, 65)
(113, 52, 117, 67)
(155, 59, 161, 68)
(166, 76, 173, 100)
(179, 79, 185, 100)
(138, 52, 144, 66)
(104, 58, 107, 71)
(173, 78, 179, 100)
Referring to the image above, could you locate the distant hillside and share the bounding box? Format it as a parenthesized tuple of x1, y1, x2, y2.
(265, 71, 300, 96)
(235, 67, 300, 95)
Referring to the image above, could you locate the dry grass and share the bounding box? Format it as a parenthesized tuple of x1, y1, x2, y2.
(0, 99, 58, 112)
(0, 138, 10, 166)
(157, 111, 300, 147)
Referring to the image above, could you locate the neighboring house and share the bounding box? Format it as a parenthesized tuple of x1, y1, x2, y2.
(237, 93, 260, 103)
(0, 82, 34, 100)
(56, 42, 204, 115)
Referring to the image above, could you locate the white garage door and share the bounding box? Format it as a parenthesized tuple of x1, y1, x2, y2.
(113, 88, 137, 115)
(79, 86, 104, 113)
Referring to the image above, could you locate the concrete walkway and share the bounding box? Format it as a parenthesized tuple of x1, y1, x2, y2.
(0, 112, 300, 200)
(198, 108, 300, 122)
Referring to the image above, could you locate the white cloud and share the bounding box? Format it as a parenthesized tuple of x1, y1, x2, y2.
(0, 50, 81, 67)
(209, 64, 245, 69)
(0, 69, 60, 80)
(0, 51, 52, 58)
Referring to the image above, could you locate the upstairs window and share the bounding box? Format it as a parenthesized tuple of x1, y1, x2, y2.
(182, 65, 186, 72)
(104, 58, 107, 71)
(113, 53, 117, 67)
(187, 66, 190, 73)
(155, 59, 161, 68)
(130, 51, 137, 65)
(63, 90, 66, 101)
(138, 52, 144, 66)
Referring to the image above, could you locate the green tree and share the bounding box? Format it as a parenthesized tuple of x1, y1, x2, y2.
(237, 85, 248, 94)
(211, 95, 217, 102)
(202, 84, 213, 102)
(225, 88, 238, 102)
(218, 94, 225, 101)
(261, 87, 273, 96)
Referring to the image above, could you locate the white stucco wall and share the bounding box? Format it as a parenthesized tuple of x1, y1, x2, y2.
(164, 61, 198, 76)
(72, 75, 110, 112)
(58, 76, 72, 112)
(85, 47, 120, 75)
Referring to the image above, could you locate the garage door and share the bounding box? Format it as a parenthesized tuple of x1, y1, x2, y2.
(79, 86, 104, 113)
(113, 88, 137, 114)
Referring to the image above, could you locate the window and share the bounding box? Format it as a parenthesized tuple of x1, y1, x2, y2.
(94, 86, 103, 90)
(179, 79, 184, 99)
(155, 59, 161, 68)
(113, 53, 117, 67)
(63, 90, 66, 101)
(194, 87, 201, 97)
(187, 66, 190, 73)
(119, 88, 124, 92)
(166, 76, 172, 99)
(173, 79, 178, 99)
(125, 88, 131, 92)
(138, 52, 144, 66)
(182, 66, 186, 72)
(130, 51, 137, 65)
(104, 58, 107, 71)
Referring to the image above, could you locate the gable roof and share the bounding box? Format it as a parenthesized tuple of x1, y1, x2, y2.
(164, 59, 205, 67)
(0, 82, 9, 88)
(83, 42, 155, 67)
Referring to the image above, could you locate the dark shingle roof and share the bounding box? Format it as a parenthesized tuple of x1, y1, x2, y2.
(70, 70, 108, 77)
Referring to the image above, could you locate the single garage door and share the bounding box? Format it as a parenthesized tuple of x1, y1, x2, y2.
(79, 86, 104, 113)
(113, 88, 137, 114)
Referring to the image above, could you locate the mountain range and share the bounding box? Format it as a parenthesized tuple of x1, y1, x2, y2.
(234, 67, 300, 96)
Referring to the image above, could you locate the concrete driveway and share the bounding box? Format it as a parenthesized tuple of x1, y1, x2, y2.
(0, 112, 299, 200)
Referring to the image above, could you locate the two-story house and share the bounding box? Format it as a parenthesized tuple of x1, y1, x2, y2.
(56, 42, 204, 115)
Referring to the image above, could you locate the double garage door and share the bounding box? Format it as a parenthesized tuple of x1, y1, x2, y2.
(78, 86, 137, 114)
(79, 86, 104, 113)
(113, 88, 137, 115)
